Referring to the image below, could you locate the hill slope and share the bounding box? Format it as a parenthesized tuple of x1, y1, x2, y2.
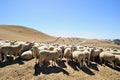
(0, 25, 119, 48)
(0, 25, 55, 42)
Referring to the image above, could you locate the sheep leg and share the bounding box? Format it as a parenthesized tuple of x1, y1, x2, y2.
(88, 55, 90, 65)
(66, 59, 69, 63)
(35, 59, 38, 64)
(79, 59, 83, 68)
(39, 61, 43, 67)
(54, 60, 57, 66)
(12, 54, 16, 60)
(51, 61, 53, 66)
(79, 61, 82, 68)
(53, 61, 55, 66)
(0, 53, 2, 61)
(14, 53, 18, 60)
(83, 61, 86, 67)
(52, 60, 56, 66)
(83, 58, 86, 67)
(13, 56, 16, 60)
(93, 57, 95, 62)
(3, 54, 7, 62)
(88, 60, 90, 66)
(86, 58, 90, 66)
(100, 57, 103, 65)
(60, 55, 62, 62)
(103, 60, 106, 67)
(114, 61, 117, 69)
(111, 61, 115, 68)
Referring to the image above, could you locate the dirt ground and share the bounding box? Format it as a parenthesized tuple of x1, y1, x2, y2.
(0, 57, 120, 80)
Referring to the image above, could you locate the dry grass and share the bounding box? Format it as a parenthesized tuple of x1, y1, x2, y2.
(0, 25, 55, 42)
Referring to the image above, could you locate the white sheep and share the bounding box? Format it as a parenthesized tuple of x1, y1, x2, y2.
(64, 47, 73, 61)
(0, 53, 2, 61)
(0, 44, 23, 62)
(83, 49, 91, 66)
(38, 45, 49, 51)
(21, 50, 33, 60)
(31, 46, 40, 64)
(72, 50, 85, 68)
(112, 50, 120, 67)
(31, 46, 60, 67)
(57, 45, 66, 59)
(99, 51, 115, 68)
(90, 48, 103, 61)
(48, 45, 55, 51)
(114, 55, 120, 67)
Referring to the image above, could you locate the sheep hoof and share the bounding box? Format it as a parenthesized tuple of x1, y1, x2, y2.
(2, 60, 6, 62)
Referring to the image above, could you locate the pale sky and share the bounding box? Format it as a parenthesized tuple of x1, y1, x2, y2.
(0, 0, 120, 39)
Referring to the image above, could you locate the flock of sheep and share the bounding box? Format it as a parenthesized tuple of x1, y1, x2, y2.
(0, 40, 120, 70)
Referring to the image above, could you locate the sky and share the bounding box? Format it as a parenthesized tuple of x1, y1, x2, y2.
(0, 0, 120, 39)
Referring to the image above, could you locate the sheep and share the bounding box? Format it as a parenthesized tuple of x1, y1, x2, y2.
(83, 49, 91, 66)
(38, 45, 49, 51)
(57, 45, 66, 59)
(31, 46, 40, 64)
(48, 45, 55, 51)
(114, 55, 120, 67)
(99, 51, 115, 68)
(0, 53, 2, 61)
(20, 50, 33, 60)
(72, 50, 85, 68)
(45, 45, 63, 61)
(39, 48, 60, 66)
(47, 45, 64, 61)
(90, 48, 103, 62)
(19, 42, 34, 54)
(64, 47, 73, 62)
(76, 45, 84, 51)
(111, 50, 120, 67)
(55, 47, 63, 61)
(31, 46, 60, 67)
(0, 44, 23, 62)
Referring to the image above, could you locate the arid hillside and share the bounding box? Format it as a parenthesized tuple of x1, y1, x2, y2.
(0, 25, 120, 49)
(0, 25, 119, 48)
(0, 25, 55, 42)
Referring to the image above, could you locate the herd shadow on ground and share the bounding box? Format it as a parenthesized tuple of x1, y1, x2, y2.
(104, 63, 120, 72)
(1, 57, 119, 76)
(67, 61, 100, 75)
(94, 58, 120, 72)
(33, 62, 69, 76)
(33, 60, 99, 76)
(56, 60, 67, 68)
(0, 57, 25, 68)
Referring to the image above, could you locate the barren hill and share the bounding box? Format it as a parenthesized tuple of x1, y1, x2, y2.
(0, 25, 55, 42)
(0, 25, 119, 48)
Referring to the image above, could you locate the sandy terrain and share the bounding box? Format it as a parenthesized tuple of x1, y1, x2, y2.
(0, 25, 120, 80)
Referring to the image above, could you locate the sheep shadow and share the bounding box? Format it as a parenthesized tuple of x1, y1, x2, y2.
(56, 60, 67, 68)
(88, 62, 99, 71)
(105, 63, 120, 72)
(33, 63, 69, 76)
(0, 57, 24, 68)
(67, 61, 79, 71)
(68, 61, 95, 75)
(80, 66, 95, 75)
